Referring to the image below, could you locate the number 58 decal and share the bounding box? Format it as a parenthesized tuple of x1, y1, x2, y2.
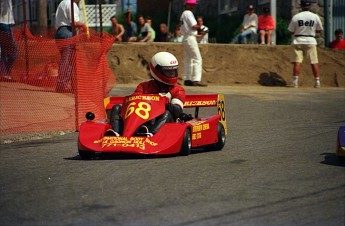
(125, 102, 151, 119)
(217, 94, 227, 135)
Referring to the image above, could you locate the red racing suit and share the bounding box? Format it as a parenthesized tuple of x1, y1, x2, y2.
(133, 79, 186, 111)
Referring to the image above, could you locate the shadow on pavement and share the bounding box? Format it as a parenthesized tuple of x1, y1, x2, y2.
(320, 153, 345, 167)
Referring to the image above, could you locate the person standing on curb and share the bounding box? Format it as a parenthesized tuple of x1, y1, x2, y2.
(55, 0, 86, 93)
(287, 0, 323, 88)
(180, 0, 207, 87)
(0, 0, 17, 80)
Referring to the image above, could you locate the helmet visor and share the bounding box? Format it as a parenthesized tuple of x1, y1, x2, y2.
(160, 65, 178, 78)
(162, 69, 178, 78)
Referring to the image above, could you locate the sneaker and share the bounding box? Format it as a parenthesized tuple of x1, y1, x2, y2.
(105, 129, 120, 136)
(184, 80, 192, 86)
(314, 80, 321, 88)
(192, 81, 208, 87)
(288, 79, 298, 88)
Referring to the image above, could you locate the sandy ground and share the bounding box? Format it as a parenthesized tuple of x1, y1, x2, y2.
(107, 43, 345, 88)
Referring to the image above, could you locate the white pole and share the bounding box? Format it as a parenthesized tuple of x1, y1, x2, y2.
(270, 0, 276, 44)
(167, 0, 172, 31)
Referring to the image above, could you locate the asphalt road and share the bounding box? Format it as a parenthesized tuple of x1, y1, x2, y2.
(1, 85, 344, 226)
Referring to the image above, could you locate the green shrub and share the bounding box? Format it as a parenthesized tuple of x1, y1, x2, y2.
(275, 17, 291, 45)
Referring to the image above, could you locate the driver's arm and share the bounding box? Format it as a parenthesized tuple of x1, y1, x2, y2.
(166, 103, 183, 118)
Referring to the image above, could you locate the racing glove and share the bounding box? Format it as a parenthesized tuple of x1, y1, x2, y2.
(159, 92, 172, 102)
(166, 103, 182, 119)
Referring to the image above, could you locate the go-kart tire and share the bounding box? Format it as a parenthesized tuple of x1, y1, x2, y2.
(180, 128, 191, 156)
(208, 122, 226, 151)
(79, 149, 96, 160)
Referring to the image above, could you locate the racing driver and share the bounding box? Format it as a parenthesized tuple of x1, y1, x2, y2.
(111, 52, 186, 136)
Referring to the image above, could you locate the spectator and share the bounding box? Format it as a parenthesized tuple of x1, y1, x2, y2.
(110, 15, 124, 42)
(330, 28, 345, 49)
(180, 0, 207, 86)
(155, 23, 172, 42)
(146, 17, 156, 42)
(196, 16, 209, 44)
(0, 0, 17, 80)
(287, 0, 323, 88)
(123, 11, 137, 42)
(55, 0, 86, 93)
(232, 5, 258, 44)
(171, 25, 183, 42)
(258, 7, 275, 45)
(135, 15, 151, 42)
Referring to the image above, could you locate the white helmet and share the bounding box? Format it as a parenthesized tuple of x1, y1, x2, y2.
(150, 52, 179, 85)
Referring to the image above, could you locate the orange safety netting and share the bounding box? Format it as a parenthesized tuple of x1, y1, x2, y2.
(0, 26, 115, 135)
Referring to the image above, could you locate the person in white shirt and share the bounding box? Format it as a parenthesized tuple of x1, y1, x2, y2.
(0, 0, 17, 79)
(55, 0, 86, 93)
(287, 0, 323, 88)
(146, 17, 156, 42)
(55, 0, 86, 37)
(196, 16, 209, 44)
(232, 5, 258, 44)
(180, 0, 207, 87)
(136, 15, 151, 42)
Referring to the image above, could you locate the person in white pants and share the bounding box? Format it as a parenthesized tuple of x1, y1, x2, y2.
(180, 0, 207, 87)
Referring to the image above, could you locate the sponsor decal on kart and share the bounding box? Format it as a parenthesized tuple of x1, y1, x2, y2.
(94, 137, 158, 149)
(184, 100, 217, 107)
(126, 95, 160, 102)
(189, 121, 210, 140)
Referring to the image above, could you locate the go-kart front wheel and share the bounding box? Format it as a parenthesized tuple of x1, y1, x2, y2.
(78, 149, 96, 160)
(179, 128, 191, 156)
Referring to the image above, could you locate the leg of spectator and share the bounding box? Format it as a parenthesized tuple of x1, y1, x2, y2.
(183, 40, 193, 81)
(293, 62, 301, 76)
(266, 30, 272, 45)
(308, 45, 320, 87)
(311, 64, 319, 78)
(259, 30, 265, 44)
(0, 24, 17, 78)
(185, 36, 202, 82)
(240, 29, 252, 44)
(55, 27, 73, 92)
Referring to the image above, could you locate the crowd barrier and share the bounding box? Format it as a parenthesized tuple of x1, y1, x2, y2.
(0, 26, 115, 135)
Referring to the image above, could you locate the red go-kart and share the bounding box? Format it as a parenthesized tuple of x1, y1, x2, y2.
(78, 93, 227, 159)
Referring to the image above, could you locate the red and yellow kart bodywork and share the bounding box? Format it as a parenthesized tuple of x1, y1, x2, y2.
(78, 94, 227, 159)
(336, 125, 345, 158)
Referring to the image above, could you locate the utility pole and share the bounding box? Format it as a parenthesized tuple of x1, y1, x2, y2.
(270, 0, 276, 44)
(38, 0, 47, 29)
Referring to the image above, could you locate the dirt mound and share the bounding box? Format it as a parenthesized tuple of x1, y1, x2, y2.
(107, 43, 345, 88)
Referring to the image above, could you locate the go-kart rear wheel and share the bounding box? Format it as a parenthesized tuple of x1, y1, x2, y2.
(78, 149, 96, 160)
(180, 128, 191, 156)
(208, 122, 226, 151)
